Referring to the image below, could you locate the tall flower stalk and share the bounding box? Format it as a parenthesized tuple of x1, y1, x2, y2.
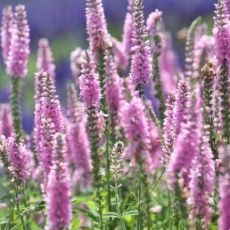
(214, 0, 230, 143)
(79, 51, 104, 229)
(6, 5, 30, 142)
(111, 141, 127, 230)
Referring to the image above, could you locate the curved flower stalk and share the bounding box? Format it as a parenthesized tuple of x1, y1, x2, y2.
(70, 47, 85, 86)
(7, 134, 29, 183)
(66, 83, 92, 188)
(79, 51, 104, 229)
(147, 9, 165, 120)
(1, 6, 13, 65)
(122, 0, 135, 67)
(163, 94, 175, 157)
(218, 145, 230, 230)
(214, 0, 230, 142)
(188, 130, 215, 229)
(0, 136, 10, 171)
(0, 104, 13, 138)
(193, 35, 215, 81)
(130, 0, 152, 94)
(37, 38, 55, 79)
(184, 17, 201, 79)
(46, 133, 72, 230)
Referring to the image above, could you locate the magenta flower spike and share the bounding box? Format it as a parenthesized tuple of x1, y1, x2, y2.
(121, 96, 149, 162)
(79, 51, 101, 108)
(1, 6, 13, 65)
(7, 134, 29, 182)
(163, 94, 175, 157)
(7, 5, 30, 78)
(111, 37, 128, 70)
(66, 83, 92, 188)
(146, 9, 163, 55)
(37, 38, 55, 79)
(173, 79, 190, 136)
(0, 104, 13, 138)
(122, 0, 135, 63)
(34, 72, 64, 175)
(188, 131, 215, 228)
(70, 47, 85, 84)
(130, 0, 152, 89)
(193, 35, 215, 80)
(218, 145, 230, 230)
(105, 51, 122, 117)
(46, 133, 72, 230)
(85, 0, 111, 53)
(167, 92, 200, 188)
(213, 0, 230, 141)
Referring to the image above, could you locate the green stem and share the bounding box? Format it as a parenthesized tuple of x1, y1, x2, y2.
(87, 106, 104, 230)
(114, 180, 127, 230)
(11, 77, 22, 142)
(152, 54, 165, 123)
(105, 118, 111, 213)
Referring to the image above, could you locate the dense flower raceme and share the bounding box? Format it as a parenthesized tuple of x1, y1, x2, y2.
(167, 91, 200, 189)
(188, 128, 215, 228)
(79, 51, 101, 108)
(85, 0, 111, 53)
(0, 104, 13, 138)
(1, 6, 13, 65)
(173, 79, 190, 136)
(163, 94, 175, 156)
(218, 145, 230, 230)
(46, 133, 72, 230)
(121, 96, 150, 163)
(34, 71, 64, 176)
(66, 83, 92, 188)
(105, 51, 122, 117)
(130, 0, 152, 88)
(7, 134, 29, 182)
(37, 38, 55, 79)
(70, 47, 85, 84)
(7, 5, 30, 78)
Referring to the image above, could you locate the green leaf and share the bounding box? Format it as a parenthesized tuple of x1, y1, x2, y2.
(103, 212, 119, 219)
(123, 210, 139, 217)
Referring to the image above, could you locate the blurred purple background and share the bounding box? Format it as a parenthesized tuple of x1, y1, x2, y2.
(0, 0, 215, 133)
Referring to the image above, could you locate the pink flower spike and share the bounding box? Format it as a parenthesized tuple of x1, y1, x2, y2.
(46, 133, 72, 230)
(37, 38, 55, 79)
(7, 5, 30, 78)
(79, 51, 101, 108)
(1, 6, 13, 65)
(0, 104, 13, 138)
